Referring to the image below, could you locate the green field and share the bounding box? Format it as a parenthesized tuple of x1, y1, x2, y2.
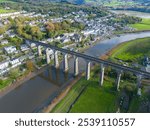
(0, 8, 15, 13)
(110, 37, 150, 62)
(130, 19, 150, 31)
(0, 0, 7, 2)
(52, 68, 119, 113)
(84, 0, 137, 7)
(0, 0, 12, 3)
(0, 0, 16, 13)
(70, 78, 118, 113)
(51, 77, 88, 113)
(0, 79, 12, 89)
(0, 0, 12, 2)
(104, 0, 136, 7)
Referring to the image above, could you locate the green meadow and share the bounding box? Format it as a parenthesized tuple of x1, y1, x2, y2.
(110, 37, 150, 62)
(0, 8, 15, 13)
(51, 69, 119, 113)
(130, 19, 150, 31)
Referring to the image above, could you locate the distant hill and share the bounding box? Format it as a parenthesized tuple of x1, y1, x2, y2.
(1, 0, 150, 5)
(67, 0, 150, 5)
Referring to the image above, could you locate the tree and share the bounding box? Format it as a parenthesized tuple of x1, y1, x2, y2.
(8, 36, 23, 49)
(0, 79, 4, 86)
(54, 23, 61, 31)
(26, 60, 34, 72)
(24, 25, 31, 34)
(61, 21, 70, 30)
(9, 68, 19, 80)
(30, 26, 43, 40)
(46, 22, 55, 32)
(0, 27, 6, 35)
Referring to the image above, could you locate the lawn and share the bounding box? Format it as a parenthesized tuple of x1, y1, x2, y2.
(110, 37, 150, 62)
(104, 0, 136, 7)
(130, 19, 150, 31)
(0, 79, 12, 89)
(0, 8, 15, 13)
(51, 66, 119, 113)
(0, 0, 12, 2)
(51, 77, 89, 113)
(0, 0, 16, 13)
(0, 0, 7, 2)
(70, 78, 118, 113)
(128, 97, 140, 112)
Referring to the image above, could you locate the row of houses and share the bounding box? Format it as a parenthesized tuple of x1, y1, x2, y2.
(3, 44, 31, 54)
(0, 11, 26, 18)
(0, 58, 21, 75)
(40, 33, 82, 45)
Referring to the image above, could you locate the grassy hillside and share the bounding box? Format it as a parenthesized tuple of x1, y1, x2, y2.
(68, 0, 147, 5)
(110, 37, 150, 63)
(0, 0, 13, 2)
(0, 8, 15, 13)
(130, 19, 150, 31)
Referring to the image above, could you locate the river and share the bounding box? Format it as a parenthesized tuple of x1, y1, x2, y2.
(110, 10, 150, 18)
(0, 31, 150, 113)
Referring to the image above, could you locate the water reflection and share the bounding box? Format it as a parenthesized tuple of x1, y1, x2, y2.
(39, 66, 72, 86)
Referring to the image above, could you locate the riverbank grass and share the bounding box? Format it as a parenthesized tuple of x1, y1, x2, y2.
(70, 78, 118, 113)
(0, 0, 14, 2)
(51, 67, 119, 113)
(51, 77, 88, 113)
(0, 79, 12, 89)
(109, 37, 150, 62)
(0, 8, 15, 13)
(130, 19, 150, 31)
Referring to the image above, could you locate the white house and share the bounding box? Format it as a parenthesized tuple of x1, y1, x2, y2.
(145, 65, 150, 73)
(0, 58, 22, 75)
(61, 37, 70, 43)
(4, 46, 17, 54)
(9, 33, 16, 38)
(0, 11, 23, 18)
(55, 36, 61, 40)
(0, 61, 9, 70)
(26, 42, 36, 48)
(0, 22, 3, 27)
(47, 38, 53, 42)
(1, 40, 8, 45)
(72, 34, 82, 42)
(20, 44, 30, 52)
(10, 58, 21, 68)
(0, 34, 4, 39)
